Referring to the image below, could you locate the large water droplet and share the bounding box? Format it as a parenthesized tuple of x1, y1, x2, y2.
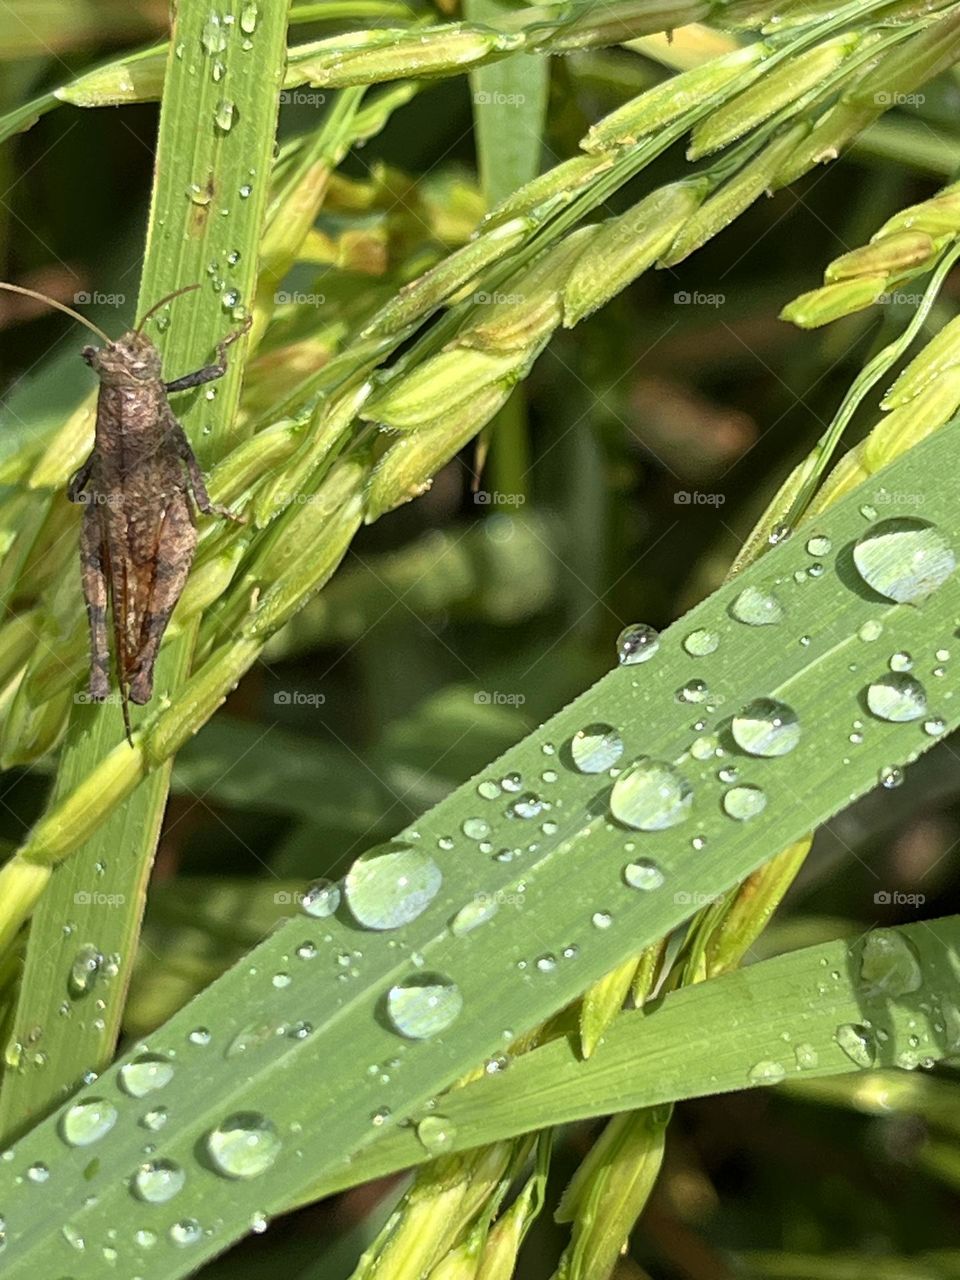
(346, 843, 442, 929)
(570, 724, 623, 773)
(132, 1159, 186, 1203)
(610, 759, 693, 830)
(385, 974, 463, 1039)
(866, 673, 927, 722)
(860, 930, 923, 997)
(60, 1098, 117, 1147)
(616, 623, 659, 665)
(835, 1023, 877, 1068)
(206, 1113, 281, 1179)
(853, 518, 955, 603)
(730, 586, 784, 626)
(119, 1054, 175, 1098)
(731, 698, 800, 757)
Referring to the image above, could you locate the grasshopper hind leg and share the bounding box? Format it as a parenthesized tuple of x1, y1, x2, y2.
(128, 491, 197, 705)
(79, 509, 111, 702)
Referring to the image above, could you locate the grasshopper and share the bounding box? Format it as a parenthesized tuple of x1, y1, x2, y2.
(0, 282, 250, 743)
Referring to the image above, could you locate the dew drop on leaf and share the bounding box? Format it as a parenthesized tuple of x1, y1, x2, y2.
(747, 1059, 786, 1086)
(131, 1159, 185, 1203)
(119, 1054, 175, 1098)
(805, 535, 832, 557)
(60, 1098, 118, 1147)
(723, 785, 767, 820)
(683, 628, 719, 656)
(450, 896, 498, 935)
(623, 859, 665, 891)
(345, 843, 442, 929)
(570, 724, 623, 773)
(386, 974, 463, 1039)
(731, 698, 800, 757)
(853, 518, 955, 603)
(169, 1219, 203, 1247)
(68, 944, 103, 998)
(206, 1113, 281, 1179)
(866, 673, 927, 722)
(860, 930, 923, 997)
(835, 1023, 877, 1068)
(610, 759, 693, 830)
(730, 586, 784, 626)
(416, 1114, 456, 1155)
(301, 879, 340, 919)
(616, 623, 659, 665)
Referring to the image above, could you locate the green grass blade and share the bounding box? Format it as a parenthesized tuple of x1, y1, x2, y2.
(0, 418, 959, 1275)
(0, 0, 288, 1138)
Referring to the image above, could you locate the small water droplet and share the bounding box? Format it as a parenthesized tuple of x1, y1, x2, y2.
(889, 651, 913, 672)
(879, 764, 904, 789)
(853, 518, 955, 603)
(683, 629, 719, 657)
(623, 860, 665, 891)
(794, 1042, 819, 1070)
(805, 534, 832, 557)
(860, 930, 922, 997)
(345, 843, 442, 929)
(747, 1059, 786, 1086)
(690, 734, 718, 761)
(68, 944, 103, 998)
(730, 586, 784, 626)
(591, 910, 613, 929)
(866, 673, 927, 722)
(508, 793, 544, 819)
(616, 623, 659, 665)
(188, 1027, 211, 1046)
(170, 1219, 203, 1247)
(923, 717, 946, 736)
(723, 785, 767, 820)
(835, 1023, 876, 1068)
(858, 620, 883, 642)
(416, 1114, 456, 1155)
(570, 724, 623, 773)
(240, 2, 259, 34)
(450, 896, 498, 935)
(462, 817, 491, 840)
(206, 1113, 281, 1179)
(610, 759, 693, 830)
(301, 879, 340, 919)
(119, 1054, 174, 1098)
(214, 98, 235, 132)
(385, 974, 462, 1039)
(676, 678, 710, 704)
(26, 1162, 49, 1183)
(477, 779, 500, 799)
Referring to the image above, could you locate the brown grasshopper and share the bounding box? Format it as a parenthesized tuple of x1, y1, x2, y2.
(0, 282, 250, 743)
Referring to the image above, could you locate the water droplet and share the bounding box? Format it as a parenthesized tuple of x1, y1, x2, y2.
(416, 1114, 456, 1155)
(570, 724, 623, 773)
(616, 623, 659, 665)
(923, 717, 946, 736)
(623, 860, 665, 891)
(858, 620, 883, 642)
(853, 518, 955, 603)
(462, 817, 491, 840)
(345, 843, 442, 929)
(805, 534, 832, 557)
(451, 896, 498, 935)
(141, 1107, 168, 1132)
(879, 764, 903, 789)
(240, 2, 259, 34)
(132, 1159, 185, 1203)
(188, 1027, 211, 1046)
(26, 1162, 49, 1183)
(731, 698, 800, 757)
(690, 734, 718, 760)
(201, 15, 227, 54)
(591, 911, 613, 929)
(477, 780, 500, 800)
(860, 930, 922, 997)
(239, 182, 253, 198)
(301, 879, 340, 919)
(889, 651, 913, 672)
(610, 758, 693, 830)
(747, 1059, 786, 1086)
(68, 944, 103, 998)
(508, 793, 544, 819)
(723, 785, 767, 820)
(730, 586, 784, 626)
(794, 1042, 819, 1069)
(206, 1113, 281, 1179)
(835, 1023, 876, 1068)
(119, 1054, 174, 1098)
(60, 1098, 117, 1147)
(214, 98, 235, 132)
(866, 673, 927, 722)
(676, 678, 710, 704)
(170, 1219, 202, 1247)
(386, 974, 462, 1039)
(683, 628, 719, 656)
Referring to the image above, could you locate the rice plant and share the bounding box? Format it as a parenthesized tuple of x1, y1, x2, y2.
(1, 1, 960, 1276)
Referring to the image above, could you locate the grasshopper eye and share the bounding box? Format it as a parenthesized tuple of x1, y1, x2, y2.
(81, 346, 98, 366)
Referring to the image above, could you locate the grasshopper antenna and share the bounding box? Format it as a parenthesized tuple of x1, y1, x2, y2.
(0, 281, 111, 344)
(135, 283, 201, 333)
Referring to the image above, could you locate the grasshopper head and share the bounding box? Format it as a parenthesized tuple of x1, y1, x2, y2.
(83, 331, 162, 385)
